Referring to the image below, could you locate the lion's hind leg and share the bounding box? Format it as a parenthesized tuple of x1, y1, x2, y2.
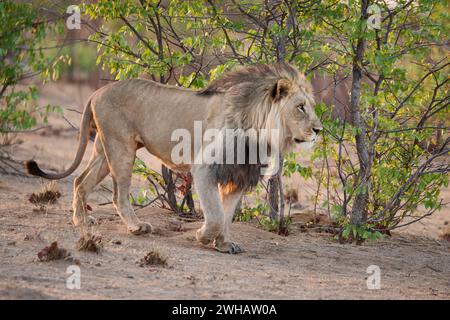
(73, 136, 109, 227)
(100, 136, 152, 235)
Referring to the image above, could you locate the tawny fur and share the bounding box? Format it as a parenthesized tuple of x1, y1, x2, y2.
(25, 62, 322, 254)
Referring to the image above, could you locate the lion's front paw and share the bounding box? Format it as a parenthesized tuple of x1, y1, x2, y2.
(196, 224, 221, 245)
(214, 240, 244, 254)
(196, 228, 213, 245)
(128, 222, 153, 235)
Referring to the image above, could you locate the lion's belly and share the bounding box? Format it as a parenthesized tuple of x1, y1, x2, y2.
(161, 162, 192, 173)
(142, 145, 192, 173)
(136, 131, 196, 174)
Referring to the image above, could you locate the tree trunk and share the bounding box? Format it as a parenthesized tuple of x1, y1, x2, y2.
(267, 0, 295, 221)
(234, 198, 242, 217)
(161, 165, 178, 212)
(268, 175, 280, 220)
(350, 0, 370, 226)
(185, 173, 196, 214)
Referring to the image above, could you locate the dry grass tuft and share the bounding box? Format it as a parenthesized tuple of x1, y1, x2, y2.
(77, 233, 102, 253)
(139, 247, 168, 267)
(37, 241, 70, 262)
(29, 181, 61, 209)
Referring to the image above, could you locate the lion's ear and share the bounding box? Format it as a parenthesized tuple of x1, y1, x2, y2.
(271, 78, 292, 101)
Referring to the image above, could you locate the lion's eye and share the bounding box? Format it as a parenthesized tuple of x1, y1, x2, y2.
(297, 104, 305, 113)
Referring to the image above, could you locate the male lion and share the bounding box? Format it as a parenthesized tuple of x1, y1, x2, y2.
(25, 63, 322, 254)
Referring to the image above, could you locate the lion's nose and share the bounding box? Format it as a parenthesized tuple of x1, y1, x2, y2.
(312, 127, 322, 135)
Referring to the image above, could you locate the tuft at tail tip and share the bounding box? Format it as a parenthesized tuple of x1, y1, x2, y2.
(25, 160, 44, 177)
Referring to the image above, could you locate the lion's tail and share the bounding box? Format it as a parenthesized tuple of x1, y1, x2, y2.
(25, 97, 93, 180)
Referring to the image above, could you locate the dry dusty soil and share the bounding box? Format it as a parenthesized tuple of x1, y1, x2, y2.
(0, 83, 449, 299)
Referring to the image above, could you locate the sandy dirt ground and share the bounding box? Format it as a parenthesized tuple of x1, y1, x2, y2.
(0, 83, 449, 299)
